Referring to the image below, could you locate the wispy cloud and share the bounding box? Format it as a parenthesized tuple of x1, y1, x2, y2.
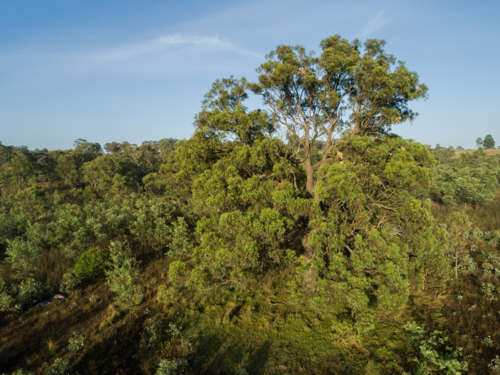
(87, 33, 263, 63)
(359, 11, 388, 37)
(0, 33, 265, 82)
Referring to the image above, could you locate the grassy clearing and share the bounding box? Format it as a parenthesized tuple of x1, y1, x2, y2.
(453, 149, 500, 158)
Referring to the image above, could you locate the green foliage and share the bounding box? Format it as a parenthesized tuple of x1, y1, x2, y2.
(0, 290, 18, 314)
(59, 271, 80, 293)
(431, 163, 499, 206)
(168, 217, 193, 259)
(5, 238, 40, 275)
(445, 211, 473, 279)
(195, 77, 275, 146)
(155, 359, 187, 375)
(82, 186, 99, 202)
(2, 370, 33, 375)
(430, 146, 500, 206)
(480, 282, 497, 300)
(140, 316, 164, 348)
(67, 330, 86, 358)
(73, 247, 107, 279)
(105, 241, 142, 310)
(4, 34, 499, 374)
(17, 275, 48, 308)
(431, 144, 456, 164)
(168, 127, 448, 331)
(47, 357, 69, 375)
(0, 278, 20, 314)
(404, 322, 468, 374)
(249, 35, 428, 198)
(1, 273, 49, 313)
(489, 356, 500, 372)
(484, 134, 496, 149)
(307, 137, 448, 329)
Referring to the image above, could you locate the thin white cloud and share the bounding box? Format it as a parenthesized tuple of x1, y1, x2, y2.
(359, 11, 388, 37)
(87, 33, 263, 63)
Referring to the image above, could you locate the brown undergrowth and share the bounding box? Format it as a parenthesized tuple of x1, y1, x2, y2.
(0, 260, 167, 374)
(431, 191, 500, 231)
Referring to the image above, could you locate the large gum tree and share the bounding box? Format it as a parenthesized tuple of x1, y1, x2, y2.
(249, 36, 428, 200)
(165, 36, 447, 330)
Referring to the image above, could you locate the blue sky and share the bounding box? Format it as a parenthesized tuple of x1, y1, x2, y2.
(1, 0, 499, 150)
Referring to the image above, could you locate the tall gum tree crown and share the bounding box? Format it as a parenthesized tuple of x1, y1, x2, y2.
(248, 35, 428, 199)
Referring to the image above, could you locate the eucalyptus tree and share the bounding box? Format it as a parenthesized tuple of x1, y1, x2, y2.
(104, 142, 122, 154)
(484, 134, 495, 149)
(445, 211, 472, 279)
(0, 150, 38, 191)
(248, 35, 428, 200)
(165, 37, 448, 330)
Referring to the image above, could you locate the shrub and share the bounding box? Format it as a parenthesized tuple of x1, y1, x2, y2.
(155, 358, 187, 375)
(140, 316, 164, 348)
(17, 275, 48, 308)
(73, 247, 108, 279)
(489, 356, 500, 372)
(404, 321, 468, 374)
(5, 238, 39, 275)
(59, 271, 80, 293)
(105, 241, 142, 310)
(0, 290, 18, 314)
(157, 285, 173, 304)
(48, 358, 69, 375)
(0, 275, 46, 313)
(68, 330, 86, 358)
(0, 278, 18, 314)
(431, 164, 499, 206)
(2, 370, 33, 375)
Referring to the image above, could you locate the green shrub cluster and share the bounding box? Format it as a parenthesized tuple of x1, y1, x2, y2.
(105, 241, 142, 310)
(73, 247, 107, 279)
(0, 273, 48, 315)
(430, 147, 500, 206)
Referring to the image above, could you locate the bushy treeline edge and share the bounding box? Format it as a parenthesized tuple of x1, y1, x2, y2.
(1, 35, 500, 375)
(430, 145, 500, 207)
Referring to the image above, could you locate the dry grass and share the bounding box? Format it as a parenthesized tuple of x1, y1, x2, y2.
(45, 338, 57, 353)
(453, 148, 500, 158)
(0, 259, 167, 375)
(431, 190, 500, 231)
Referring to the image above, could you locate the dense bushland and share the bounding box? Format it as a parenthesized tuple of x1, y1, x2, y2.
(1, 35, 500, 375)
(430, 146, 500, 207)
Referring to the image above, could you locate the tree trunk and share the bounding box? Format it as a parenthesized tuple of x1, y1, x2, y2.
(455, 250, 458, 279)
(302, 155, 317, 261)
(305, 157, 316, 201)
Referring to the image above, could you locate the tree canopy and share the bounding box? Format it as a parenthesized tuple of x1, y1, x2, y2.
(248, 35, 428, 199)
(161, 36, 446, 331)
(484, 134, 496, 149)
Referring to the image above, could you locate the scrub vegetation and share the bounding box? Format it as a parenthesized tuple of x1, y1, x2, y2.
(1, 35, 499, 374)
